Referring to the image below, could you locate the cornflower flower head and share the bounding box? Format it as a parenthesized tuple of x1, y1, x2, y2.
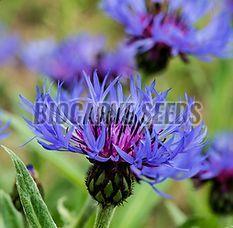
(21, 34, 136, 87)
(101, 0, 233, 74)
(21, 72, 207, 206)
(194, 132, 233, 215)
(0, 25, 20, 66)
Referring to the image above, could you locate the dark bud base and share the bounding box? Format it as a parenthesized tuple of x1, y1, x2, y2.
(136, 43, 171, 75)
(209, 179, 233, 215)
(86, 162, 134, 207)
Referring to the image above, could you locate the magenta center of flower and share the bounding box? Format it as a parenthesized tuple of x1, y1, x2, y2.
(140, 2, 189, 39)
(72, 106, 144, 162)
(101, 124, 142, 158)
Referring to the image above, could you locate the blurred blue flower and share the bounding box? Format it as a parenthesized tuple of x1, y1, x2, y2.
(0, 115, 10, 140)
(21, 72, 207, 194)
(21, 38, 57, 74)
(194, 132, 233, 214)
(198, 133, 233, 180)
(101, 0, 233, 73)
(100, 42, 136, 79)
(0, 25, 20, 66)
(21, 34, 136, 85)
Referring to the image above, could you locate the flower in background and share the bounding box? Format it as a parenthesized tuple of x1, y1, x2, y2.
(0, 25, 20, 66)
(100, 42, 136, 79)
(21, 38, 57, 75)
(21, 72, 207, 206)
(101, 0, 233, 74)
(21, 35, 104, 82)
(0, 115, 10, 140)
(194, 133, 233, 215)
(21, 34, 136, 87)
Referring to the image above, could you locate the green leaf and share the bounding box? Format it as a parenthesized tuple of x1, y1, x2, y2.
(0, 190, 24, 228)
(1, 145, 57, 228)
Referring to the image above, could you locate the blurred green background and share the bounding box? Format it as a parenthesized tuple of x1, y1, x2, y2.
(0, 1, 233, 227)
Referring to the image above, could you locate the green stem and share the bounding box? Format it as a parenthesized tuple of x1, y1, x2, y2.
(74, 197, 95, 228)
(94, 205, 116, 228)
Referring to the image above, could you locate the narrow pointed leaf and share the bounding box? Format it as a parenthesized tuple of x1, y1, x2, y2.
(1, 145, 57, 228)
(0, 190, 24, 228)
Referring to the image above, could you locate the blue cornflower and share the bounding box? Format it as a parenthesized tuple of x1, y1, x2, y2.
(21, 34, 136, 86)
(194, 132, 233, 214)
(21, 72, 207, 204)
(101, 0, 233, 73)
(0, 25, 20, 66)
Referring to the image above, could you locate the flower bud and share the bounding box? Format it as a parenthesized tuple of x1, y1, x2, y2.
(86, 162, 134, 207)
